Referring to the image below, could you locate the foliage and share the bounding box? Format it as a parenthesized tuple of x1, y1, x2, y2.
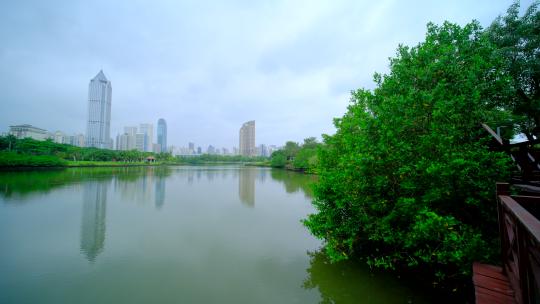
(270, 137, 323, 172)
(0, 136, 161, 165)
(486, 1, 540, 140)
(303, 20, 514, 286)
(283, 141, 301, 160)
(175, 154, 266, 164)
(270, 150, 287, 168)
(0, 152, 67, 167)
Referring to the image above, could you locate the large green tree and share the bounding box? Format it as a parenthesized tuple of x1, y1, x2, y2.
(304, 21, 513, 284)
(486, 1, 540, 140)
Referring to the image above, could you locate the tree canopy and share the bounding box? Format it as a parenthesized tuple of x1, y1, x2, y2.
(486, 1, 540, 140)
(304, 19, 517, 287)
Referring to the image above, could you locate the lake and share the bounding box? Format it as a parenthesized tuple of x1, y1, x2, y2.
(0, 166, 431, 303)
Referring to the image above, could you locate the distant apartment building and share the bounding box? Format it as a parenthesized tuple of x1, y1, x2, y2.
(139, 123, 154, 152)
(207, 145, 216, 154)
(152, 143, 161, 153)
(53, 131, 67, 144)
(157, 119, 167, 153)
(9, 124, 49, 140)
(115, 126, 138, 151)
(86, 70, 112, 149)
(116, 133, 130, 151)
(124, 126, 137, 137)
(239, 120, 255, 156)
(67, 134, 85, 147)
(135, 133, 146, 152)
(259, 144, 269, 157)
(268, 145, 278, 156)
(188, 142, 195, 154)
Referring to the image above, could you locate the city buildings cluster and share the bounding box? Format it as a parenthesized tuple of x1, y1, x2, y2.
(6, 71, 279, 157)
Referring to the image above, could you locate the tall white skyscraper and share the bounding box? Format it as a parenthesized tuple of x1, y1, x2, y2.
(239, 120, 255, 156)
(86, 70, 112, 149)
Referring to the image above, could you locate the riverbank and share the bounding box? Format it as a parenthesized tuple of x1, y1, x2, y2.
(245, 161, 318, 174)
(0, 153, 270, 169)
(66, 160, 173, 167)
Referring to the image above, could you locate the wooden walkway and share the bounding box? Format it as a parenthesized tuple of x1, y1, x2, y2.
(473, 263, 516, 304)
(476, 125, 540, 304)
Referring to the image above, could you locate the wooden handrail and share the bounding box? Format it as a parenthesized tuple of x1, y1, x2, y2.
(499, 195, 540, 242)
(497, 192, 540, 304)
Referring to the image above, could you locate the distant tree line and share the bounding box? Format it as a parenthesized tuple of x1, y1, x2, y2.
(0, 135, 174, 166)
(0, 135, 268, 167)
(175, 154, 267, 164)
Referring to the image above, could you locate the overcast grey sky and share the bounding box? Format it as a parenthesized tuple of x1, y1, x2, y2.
(0, 0, 533, 149)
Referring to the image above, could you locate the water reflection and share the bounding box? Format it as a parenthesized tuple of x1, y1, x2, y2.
(238, 168, 256, 207)
(155, 174, 166, 209)
(270, 169, 315, 199)
(113, 167, 171, 208)
(80, 181, 108, 262)
(303, 250, 431, 303)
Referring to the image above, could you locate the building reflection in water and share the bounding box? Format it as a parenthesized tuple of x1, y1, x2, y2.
(80, 181, 108, 262)
(155, 173, 166, 209)
(238, 168, 256, 207)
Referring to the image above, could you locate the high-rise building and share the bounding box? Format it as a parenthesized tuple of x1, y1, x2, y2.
(259, 144, 269, 157)
(116, 126, 137, 150)
(157, 119, 167, 153)
(135, 133, 146, 152)
(139, 123, 154, 152)
(54, 131, 67, 144)
(67, 134, 85, 147)
(124, 126, 137, 137)
(239, 120, 255, 156)
(116, 133, 131, 151)
(86, 70, 112, 149)
(188, 142, 195, 154)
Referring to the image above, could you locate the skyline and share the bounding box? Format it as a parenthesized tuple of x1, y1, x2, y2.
(0, 0, 534, 148)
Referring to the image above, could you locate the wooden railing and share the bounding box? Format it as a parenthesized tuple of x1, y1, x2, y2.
(496, 183, 540, 304)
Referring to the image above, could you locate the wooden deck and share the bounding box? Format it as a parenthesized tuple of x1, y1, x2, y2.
(473, 263, 516, 304)
(476, 125, 540, 304)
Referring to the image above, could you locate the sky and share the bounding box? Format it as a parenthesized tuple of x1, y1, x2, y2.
(0, 0, 534, 149)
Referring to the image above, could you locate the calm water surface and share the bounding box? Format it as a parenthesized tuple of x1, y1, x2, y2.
(0, 166, 431, 303)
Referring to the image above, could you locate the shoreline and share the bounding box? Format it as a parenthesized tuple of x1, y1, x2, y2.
(0, 161, 271, 170)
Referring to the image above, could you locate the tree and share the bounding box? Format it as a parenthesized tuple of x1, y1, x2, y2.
(486, 1, 540, 140)
(302, 137, 319, 149)
(270, 150, 287, 168)
(304, 21, 513, 286)
(283, 141, 301, 160)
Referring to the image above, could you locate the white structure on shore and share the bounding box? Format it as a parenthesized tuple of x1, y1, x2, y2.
(86, 70, 112, 149)
(9, 124, 49, 140)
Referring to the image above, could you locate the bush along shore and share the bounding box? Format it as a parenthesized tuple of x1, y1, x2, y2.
(267, 137, 323, 174)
